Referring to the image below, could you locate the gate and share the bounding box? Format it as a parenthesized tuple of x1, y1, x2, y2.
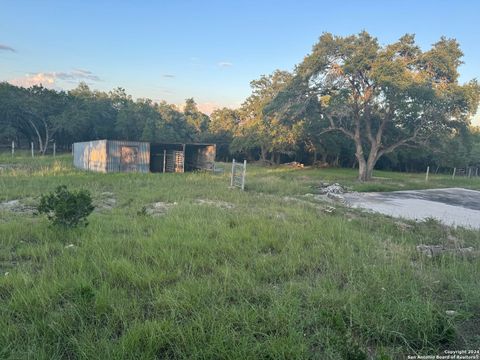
(230, 159, 247, 190)
(165, 150, 184, 173)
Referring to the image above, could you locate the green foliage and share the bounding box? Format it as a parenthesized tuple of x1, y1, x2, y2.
(272, 31, 480, 180)
(37, 185, 94, 227)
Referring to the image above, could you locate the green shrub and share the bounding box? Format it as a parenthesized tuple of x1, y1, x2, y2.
(37, 185, 94, 227)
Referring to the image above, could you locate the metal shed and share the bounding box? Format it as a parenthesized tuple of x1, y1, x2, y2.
(73, 140, 216, 173)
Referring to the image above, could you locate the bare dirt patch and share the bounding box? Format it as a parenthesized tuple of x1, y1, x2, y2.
(94, 192, 117, 211)
(0, 199, 37, 215)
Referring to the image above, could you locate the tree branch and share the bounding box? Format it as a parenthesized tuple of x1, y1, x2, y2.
(320, 114, 355, 139)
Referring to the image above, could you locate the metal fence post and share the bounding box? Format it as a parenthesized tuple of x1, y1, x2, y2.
(230, 159, 235, 187)
(53, 142, 56, 158)
(31, 142, 34, 158)
(468, 167, 472, 178)
(242, 160, 247, 191)
(11, 141, 14, 157)
(425, 166, 429, 182)
(452, 167, 456, 180)
(163, 150, 166, 173)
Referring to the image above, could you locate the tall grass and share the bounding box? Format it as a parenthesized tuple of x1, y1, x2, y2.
(0, 154, 479, 358)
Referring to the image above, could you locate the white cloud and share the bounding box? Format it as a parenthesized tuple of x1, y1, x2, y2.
(8, 69, 101, 88)
(217, 61, 233, 68)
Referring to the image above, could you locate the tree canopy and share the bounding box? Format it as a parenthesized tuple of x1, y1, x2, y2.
(1, 31, 479, 179)
(270, 32, 480, 180)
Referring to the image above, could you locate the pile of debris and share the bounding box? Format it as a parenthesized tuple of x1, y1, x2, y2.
(317, 182, 346, 195)
(312, 161, 329, 168)
(416, 244, 476, 258)
(315, 182, 349, 203)
(281, 161, 304, 168)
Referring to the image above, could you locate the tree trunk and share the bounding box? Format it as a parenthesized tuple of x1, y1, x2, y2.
(354, 130, 369, 181)
(42, 119, 49, 155)
(28, 119, 44, 155)
(363, 142, 380, 181)
(358, 157, 368, 181)
(260, 146, 267, 163)
(358, 152, 379, 181)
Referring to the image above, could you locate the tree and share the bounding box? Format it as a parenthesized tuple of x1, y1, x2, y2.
(184, 98, 209, 138)
(206, 108, 240, 160)
(276, 32, 480, 180)
(0, 83, 69, 154)
(233, 70, 300, 163)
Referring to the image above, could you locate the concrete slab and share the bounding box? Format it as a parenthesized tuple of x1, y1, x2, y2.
(343, 188, 480, 229)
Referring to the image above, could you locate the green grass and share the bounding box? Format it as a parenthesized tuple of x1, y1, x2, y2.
(0, 153, 479, 359)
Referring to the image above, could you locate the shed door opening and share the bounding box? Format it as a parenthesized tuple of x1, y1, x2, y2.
(149, 145, 165, 173)
(150, 143, 184, 173)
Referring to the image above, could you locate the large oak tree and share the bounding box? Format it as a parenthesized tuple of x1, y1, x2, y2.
(275, 32, 479, 181)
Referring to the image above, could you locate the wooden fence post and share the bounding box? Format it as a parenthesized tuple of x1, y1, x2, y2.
(53, 142, 56, 158)
(425, 166, 429, 182)
(452, 167, 456, 180)
(11, 141, 14, 157)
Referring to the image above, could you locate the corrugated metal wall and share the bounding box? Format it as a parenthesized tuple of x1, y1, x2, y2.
(73, 140, 108, 172)
(73, 140, 149, 173)
(106, 140, 150, 173)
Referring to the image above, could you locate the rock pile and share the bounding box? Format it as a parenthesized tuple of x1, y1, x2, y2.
(143, 202, 177, 216)
(317, 182, 346, 195)
(416, 244, 475, 258)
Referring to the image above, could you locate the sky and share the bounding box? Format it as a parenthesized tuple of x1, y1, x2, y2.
(0, 0, 479, 122)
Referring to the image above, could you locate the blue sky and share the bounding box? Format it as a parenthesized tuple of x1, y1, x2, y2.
(1, 0, 479, 119)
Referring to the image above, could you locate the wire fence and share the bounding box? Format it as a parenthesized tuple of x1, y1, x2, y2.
(0, 141, 66, 157)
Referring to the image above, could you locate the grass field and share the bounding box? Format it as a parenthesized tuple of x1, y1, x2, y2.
(0, 153, 479, 359)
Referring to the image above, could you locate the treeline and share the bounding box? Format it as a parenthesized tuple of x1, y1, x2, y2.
(0, 82, 209, 154)
(0, 80, 478, 173)
(1, 31, 480, 177)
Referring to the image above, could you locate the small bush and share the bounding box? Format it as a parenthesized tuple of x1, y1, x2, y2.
(37, 185, 95, 227)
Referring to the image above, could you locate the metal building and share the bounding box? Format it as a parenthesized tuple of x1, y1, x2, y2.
(73, 140, 216, 173)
